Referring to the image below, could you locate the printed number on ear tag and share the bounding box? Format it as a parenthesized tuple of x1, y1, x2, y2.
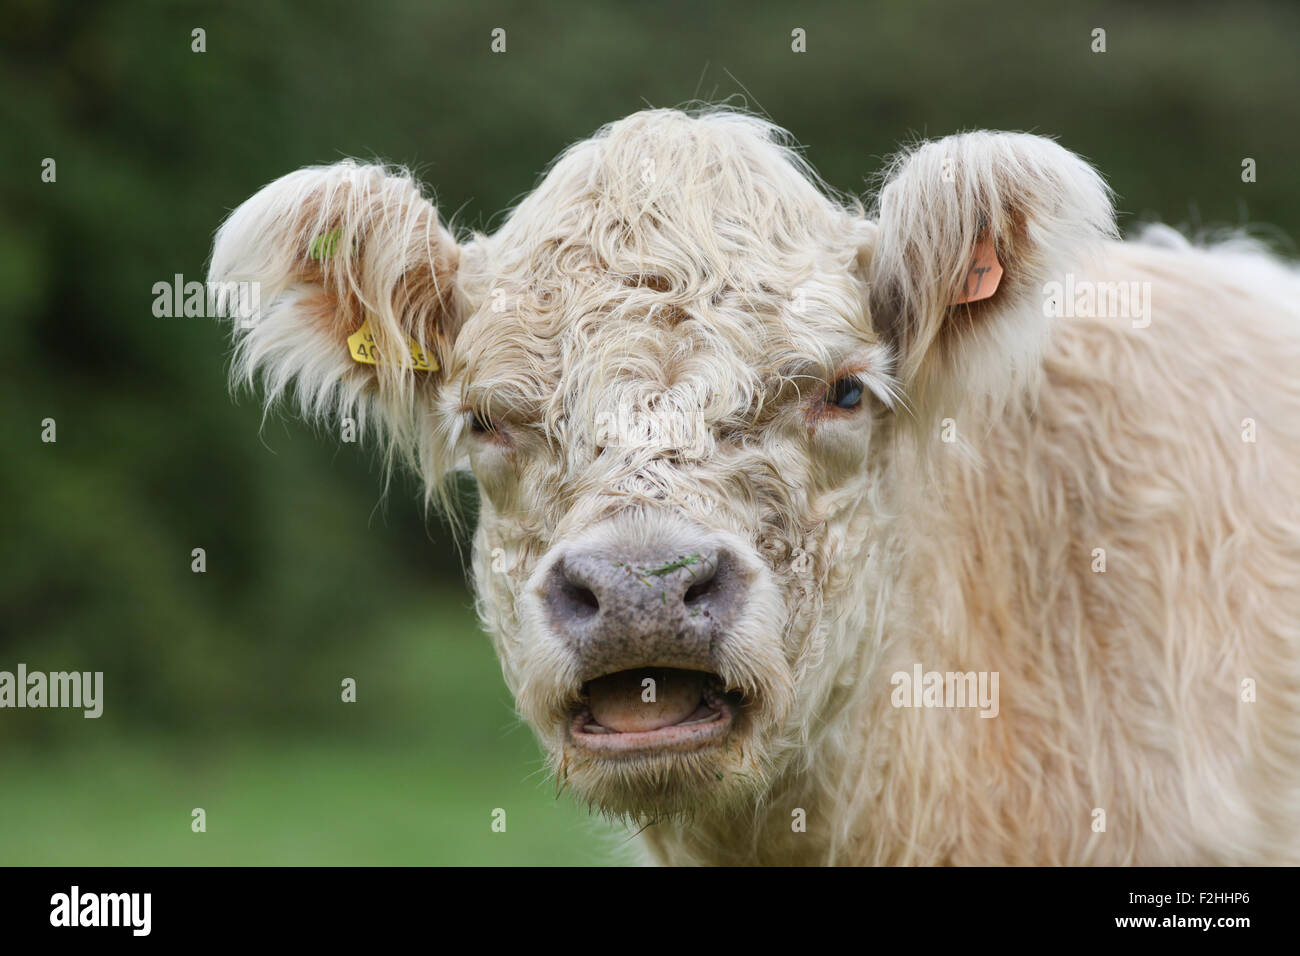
(347, 318, 437, 372)
(951, 235, 1004, 305)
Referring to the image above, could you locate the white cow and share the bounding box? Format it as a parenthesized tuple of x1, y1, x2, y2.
(210, 109, 1300, 864)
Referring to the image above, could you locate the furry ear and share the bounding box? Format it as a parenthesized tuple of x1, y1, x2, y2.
(868, 132, 1116, 418)
(208, 161, 463, 456)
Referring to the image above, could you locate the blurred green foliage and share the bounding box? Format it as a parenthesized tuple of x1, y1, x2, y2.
(0, 0, 1296, 863)
(1, 605, 636, 864)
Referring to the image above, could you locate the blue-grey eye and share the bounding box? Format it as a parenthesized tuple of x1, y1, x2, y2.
(470, 409, 494, 434)
(828, 377, 864, 409)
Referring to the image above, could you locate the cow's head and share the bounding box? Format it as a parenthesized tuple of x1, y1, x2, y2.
(210, 109, 1113, 820)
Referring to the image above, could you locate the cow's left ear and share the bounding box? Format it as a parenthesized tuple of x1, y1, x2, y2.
(867, 132, 1115, 417)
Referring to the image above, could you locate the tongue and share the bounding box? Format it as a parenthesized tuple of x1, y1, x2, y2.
(588, 669, 706, 733)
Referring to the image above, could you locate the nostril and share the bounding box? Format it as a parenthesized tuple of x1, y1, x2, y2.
(683, 576, 717, 604)
(683, 550, 732, 608)
(563, 579, 600, 618)
(544, 558, 605, 624)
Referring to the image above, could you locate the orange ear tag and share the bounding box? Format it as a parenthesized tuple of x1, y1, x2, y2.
(951, 236, 1004, 305)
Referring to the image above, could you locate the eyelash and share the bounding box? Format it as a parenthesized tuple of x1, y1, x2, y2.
(825, 376, 865, 410)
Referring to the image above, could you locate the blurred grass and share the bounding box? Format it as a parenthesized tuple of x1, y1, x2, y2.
(1, 740, 632, 865)
(0, 593, 633, 865)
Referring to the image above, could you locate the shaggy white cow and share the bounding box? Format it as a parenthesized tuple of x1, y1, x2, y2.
(210, 109, 1300, 865)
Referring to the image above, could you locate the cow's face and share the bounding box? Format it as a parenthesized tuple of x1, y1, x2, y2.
(211, 110, 1113, 820)
(443, 129, 891, 816)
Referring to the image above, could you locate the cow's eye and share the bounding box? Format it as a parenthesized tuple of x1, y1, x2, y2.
(469, 409, 494, 434)
(827, 376, 864, 410)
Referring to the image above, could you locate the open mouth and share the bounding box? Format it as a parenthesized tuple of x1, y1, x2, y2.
(569, 667, 742, 754)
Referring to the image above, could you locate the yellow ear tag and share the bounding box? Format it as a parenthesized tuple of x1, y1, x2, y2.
(347, 318, 437, 372)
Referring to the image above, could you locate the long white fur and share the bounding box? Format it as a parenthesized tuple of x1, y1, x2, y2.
(209, 108, 1300, 864)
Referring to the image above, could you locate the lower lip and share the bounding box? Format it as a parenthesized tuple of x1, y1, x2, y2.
(568, 705, 735, 755)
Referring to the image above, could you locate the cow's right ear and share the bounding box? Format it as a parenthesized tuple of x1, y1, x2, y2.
(208, 161, 464, 451)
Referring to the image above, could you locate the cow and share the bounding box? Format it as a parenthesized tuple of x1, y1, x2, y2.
(208, 108, 1300, 865)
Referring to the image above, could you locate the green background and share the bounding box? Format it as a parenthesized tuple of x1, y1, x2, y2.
(1, 0, 1296, 864)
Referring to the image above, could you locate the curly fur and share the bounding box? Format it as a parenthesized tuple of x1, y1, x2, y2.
(209, 108, 1300, 865)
